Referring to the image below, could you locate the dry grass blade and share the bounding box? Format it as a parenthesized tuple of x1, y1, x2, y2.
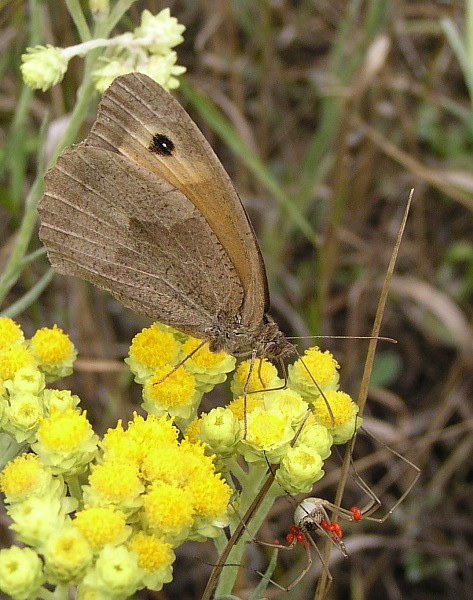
(315, 190, 414, 600)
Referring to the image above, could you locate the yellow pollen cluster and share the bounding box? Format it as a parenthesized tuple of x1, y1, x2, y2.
(298, 347, 339, 384)
(129, 324, 180, 368)
(89, 462, 142, 500)
(73, 506, 127, 549)
(141, 446, 189, 485)
(38, 407, 92, 450)
(0, 454, 42, 497)
(0, 318, 24, 350)
(247, 411, 286, 447)
(313, 391, 355, 427)
(101, 421, 143, 466)
(128, 532, 173, 571)
(30, 325, 74, 365)
(227, 394, 265, 421)
(0, 345, 36, 380)
(127, 413, 179, 449)
(182, 338, 225, 368)
(186, 474, 231, 518)
(144, 484, 194, 531)
(233, 359, 278, 393)
(146, 366, 196, 407)
(184, 418, 200, 442)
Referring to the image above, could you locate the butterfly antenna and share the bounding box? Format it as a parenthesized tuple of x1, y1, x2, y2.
(294, 347, 335, 427)
(287, 334, 397, 343)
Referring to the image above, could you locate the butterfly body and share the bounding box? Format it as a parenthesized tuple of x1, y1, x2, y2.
(39, 73, 293, 360)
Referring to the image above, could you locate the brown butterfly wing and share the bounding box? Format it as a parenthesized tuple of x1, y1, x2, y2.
(82, 73, 269, 328)
(39, 145, 244, 338)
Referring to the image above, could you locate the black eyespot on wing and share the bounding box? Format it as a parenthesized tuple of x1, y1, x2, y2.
(149, 133, 175, 156)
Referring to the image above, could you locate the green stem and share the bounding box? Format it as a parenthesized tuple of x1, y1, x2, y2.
(227, 457, 248, 485)
(0, 434, 25, 470)
(1, 270, 54, 318)
(65, 0, 91, 41)
(0, 140, 47, 307)
(214, 464, 279, 597)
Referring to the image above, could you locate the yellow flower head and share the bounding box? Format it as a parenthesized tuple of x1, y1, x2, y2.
(242, 407, 295, 463)
(142, 438, 214, 487)
(127, 531, 175, 587)
(185, 471, 231, 521)
(0, 318, 24, 350)
(226, 393, 265, 421)
(42, 388, 80, 414)
(126, 323, 181, 383)
(101, 414, 179, 467)
(85, 461, 144, 513)
(197, 407, 241, 456)
(42, 526, 93, 585)
(143, 365, 200, 420)
(178, 437, 217, 472)
(275, 444, 325, 494)
(4, 365, 44, 396)
(0, 546, 44, 600)
(231, 358, 282, 396)
(127, 412, 179, 463)
(82, 545, 142, 598)
(0, 453, 51, 502)
(73, 506, 129, 550)
(181, 337, 236, 392)
(184, 416, 201, 443)
(312, 390, 361, 443)
(3, 392, 43, 443)
(7, 495, 69, 547)
(288, 346, 340, 399)
(92, 8, 186, 94)
(127, 412, 178, 448)
(143, 483, 194, 544)
(29, 325, 76, 378)
(295, 422, 333, 460)
(135, 8, 186, 54)
(141, 445, 192, 486)
(0, 344, 36, 381)
(100, 420, 143, 467)
(34, 407, 98, 475)
(21, 44, 68, 91)
(263, 388, 309, 427)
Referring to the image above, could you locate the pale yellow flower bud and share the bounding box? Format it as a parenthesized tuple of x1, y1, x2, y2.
(21, 45, 68, 91)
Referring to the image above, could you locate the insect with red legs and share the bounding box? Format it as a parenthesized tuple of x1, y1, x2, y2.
(216, 496, 349, 595)
(226, 437, 420, 597)
(256, 497, 350, 593)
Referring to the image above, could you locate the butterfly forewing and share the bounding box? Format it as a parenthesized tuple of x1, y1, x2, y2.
(83, 73, 270, 327)
(39, 144, 244, 338)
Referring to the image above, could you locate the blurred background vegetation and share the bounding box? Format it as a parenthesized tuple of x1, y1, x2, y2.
(1, 1, 473, 599)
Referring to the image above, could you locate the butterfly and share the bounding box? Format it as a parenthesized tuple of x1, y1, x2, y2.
(38, 73, 294, 362)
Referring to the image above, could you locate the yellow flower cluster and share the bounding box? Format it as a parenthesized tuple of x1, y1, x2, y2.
(127, 323, 236, 425)
(184, 346, 360, 494)
(0, 317, 360, 599)
(0, 318, 77, 445)
(127, 324, 361, 496)
(0, 319, 232, 599)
